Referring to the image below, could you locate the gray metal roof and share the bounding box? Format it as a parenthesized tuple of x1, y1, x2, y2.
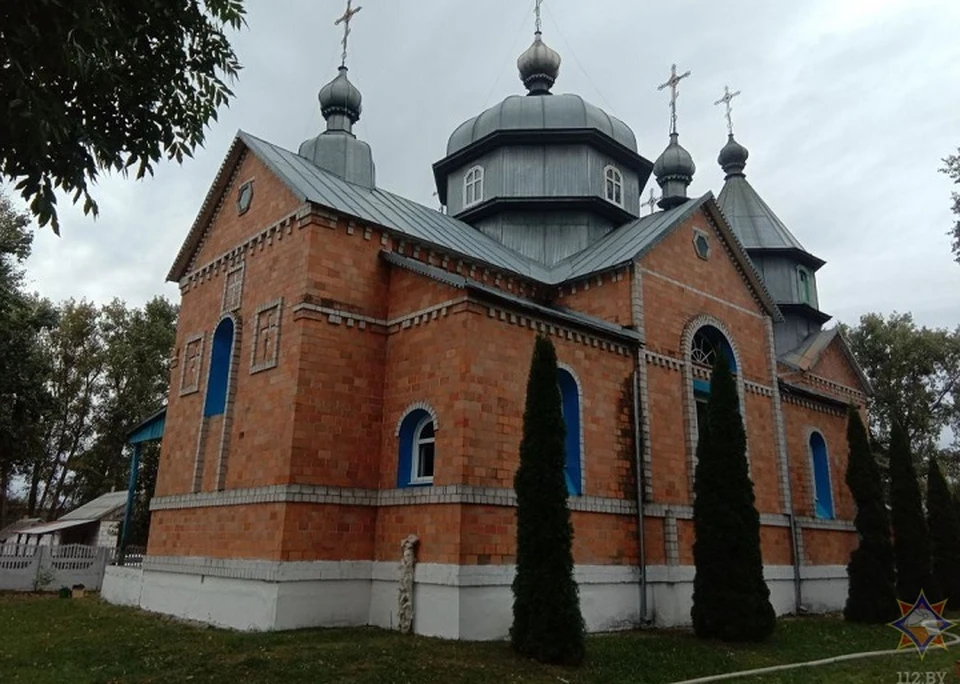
(717, 175, 807, 251)
(59, 490, 128, 522)
(446, 94, 638, 156)
(238, 132, 552, 282)
(778, 327, 872, 393)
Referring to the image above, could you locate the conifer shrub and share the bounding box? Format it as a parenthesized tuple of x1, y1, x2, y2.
(691, 353, 775, 642)
(889, 420, 935, 602)
(511, 336, 585, 665)
(843, 406, 898, 622)
(926, 457, 960, 606)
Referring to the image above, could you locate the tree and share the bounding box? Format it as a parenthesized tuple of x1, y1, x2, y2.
(0, 1, 245, 233)
(691, 353, 775, 642)
(511, 336, 585, 665)
(941, 149, 960, 264)
(889, 420, 935, 602)
(843, 313, 960, 465)
(843, 406, 898, 622)
(926, 457, 960, 606)
(0, 189, 55, 527)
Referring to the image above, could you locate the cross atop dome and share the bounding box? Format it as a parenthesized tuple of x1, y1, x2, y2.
(657, 63, 691, 136)
(517, 1, 561, 95)
(714, 85, 741, 137)
(335, 0, 362, 68)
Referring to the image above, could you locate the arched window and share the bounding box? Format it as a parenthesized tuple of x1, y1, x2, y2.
(557, 368, 583, 496)
(203, 318, 235, 417)
(810, 431, 834, 519)
(463, 166, 484, 208)
(798, 268, 812, 304)
(690, 325, 737, 445)
(604, 165, 624, 207)
(398, 408, 436, 487)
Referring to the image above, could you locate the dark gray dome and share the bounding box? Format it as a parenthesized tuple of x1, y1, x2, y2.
(653, 133, 696, 180)
(517, 32, 561, 95)
(718, 134, 749, 178)
(318, 66, 362, 122)
(446, 93, 638, 156)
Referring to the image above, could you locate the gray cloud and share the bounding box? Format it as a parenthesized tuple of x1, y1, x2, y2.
(21, 0, 960, 330)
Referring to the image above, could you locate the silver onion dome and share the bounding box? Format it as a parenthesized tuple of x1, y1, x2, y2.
(517, 32, 561, 95)
(318, 66, 362, 124)
(718, 134, 749, 178)
(653, 133, 696, 209)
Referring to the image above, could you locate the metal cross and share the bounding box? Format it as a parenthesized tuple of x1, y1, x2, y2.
(714, 85, 741, 136)
(642, 188, 661, 215)
(535, 0, 544, 33)
(657, 63, 691, 135)
(335, 0, 362, 67)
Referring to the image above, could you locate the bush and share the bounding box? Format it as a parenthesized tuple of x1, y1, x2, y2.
(511, 336, 585, 665)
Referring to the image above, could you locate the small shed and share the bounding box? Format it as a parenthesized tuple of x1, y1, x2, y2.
(18, 491, 128, 548)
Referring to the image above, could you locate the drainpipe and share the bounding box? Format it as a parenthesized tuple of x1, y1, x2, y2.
(632, 369, 649, 625)
(120, 442, 142, 563)
(788, 512, 802, 613)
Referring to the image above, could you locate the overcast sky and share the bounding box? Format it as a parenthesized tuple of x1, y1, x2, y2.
(19, 0, 960, 330)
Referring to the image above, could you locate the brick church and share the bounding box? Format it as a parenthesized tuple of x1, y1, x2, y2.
(102, 12, 872, 638)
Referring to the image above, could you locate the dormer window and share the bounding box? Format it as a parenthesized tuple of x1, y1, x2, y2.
(463, 166, 484, 208)
(604, 166, 623, 207)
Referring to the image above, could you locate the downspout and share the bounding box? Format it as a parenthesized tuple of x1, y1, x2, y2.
(633, 368, 648, 625)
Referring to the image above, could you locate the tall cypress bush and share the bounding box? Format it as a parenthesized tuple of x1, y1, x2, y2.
(691, 353, 775, 642)
(843, 406, 898, 622)
(926, 457, 960, 606)
(511, 336, 584, 665)
(889, 420, 935, 602)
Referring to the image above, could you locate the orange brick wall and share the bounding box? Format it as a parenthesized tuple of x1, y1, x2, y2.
(812, 342, 866, 392)
(803, 528, 857, 566)
(645, 365, 689, 504)
(149, 504, 286, 560)
(559, 271, 633, 327)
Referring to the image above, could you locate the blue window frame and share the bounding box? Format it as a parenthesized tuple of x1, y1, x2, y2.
(203, 318, 234, 417)
(810, 431, 834, 519)
(398, 409, 435, 487)
(690, 325, 737, 447)
(557, 369, 582, 496)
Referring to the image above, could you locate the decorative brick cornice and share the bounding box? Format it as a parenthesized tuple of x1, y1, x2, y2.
(781, 391, 846, 416)
(150, 484, 638, 516)
(180, 208, 301, 293)
(485, 306, 633, 356)
(644, 350, 683, 371)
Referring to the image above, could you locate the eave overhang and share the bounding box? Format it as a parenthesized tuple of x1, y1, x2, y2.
(747, 247, 826, 271)
(778, 303, 833, 325)
(454, 195, 637, 225)
(778, 379, 851, 410)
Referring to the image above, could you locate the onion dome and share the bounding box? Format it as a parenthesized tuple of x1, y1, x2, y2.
(517, 32, 561, 95)
(653, 132, 696, 209)
(318, 66, 362, 128)
(718, 134, 749, 179)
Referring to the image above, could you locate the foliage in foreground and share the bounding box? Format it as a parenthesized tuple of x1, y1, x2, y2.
(942, 148, 960, 264)
(512, 335, 585, 665)
(692, 353, 775, 642)
(889, 421, 936, 602)
(0, 0, 246, 233)
(843, 406, 898, 623)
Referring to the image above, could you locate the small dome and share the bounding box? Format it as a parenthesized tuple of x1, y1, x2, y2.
(653, 133, 696, 180)
(446, 93, 637, 156)
(318, 66, 362, 123)
(718, 134, 749, 178)
(517, 32, 561, 95)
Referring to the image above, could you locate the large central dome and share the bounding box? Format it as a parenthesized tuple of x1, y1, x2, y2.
(446, 93, 638, 157)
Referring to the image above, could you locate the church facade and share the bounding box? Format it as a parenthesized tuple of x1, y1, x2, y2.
(102, 19, 871, 639)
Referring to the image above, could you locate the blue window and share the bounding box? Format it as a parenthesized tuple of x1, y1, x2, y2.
(810, 431, 834, 519)
(398, 409, 436, 487)
(558, 369, 582, 496)
(203, 318, 234, 417)
(690, 325, 737, 446)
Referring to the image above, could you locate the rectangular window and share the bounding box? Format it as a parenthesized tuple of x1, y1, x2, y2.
(250, 299, 282, 374)
(179, 334, 204, 396)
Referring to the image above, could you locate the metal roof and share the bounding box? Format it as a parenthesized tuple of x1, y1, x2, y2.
(59, 490, 128, 522)
(238, 132, 553, 282)
(0, 518, 42, 541)
(717, 175, 808, 251)
(17, 518, 96, 537)
(169, 133, 780, 319)
(779, 327, 872, 394)
(446, 94, 638, 157)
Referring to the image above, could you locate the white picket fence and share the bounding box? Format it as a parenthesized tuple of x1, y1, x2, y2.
(0, 543, 111, 591)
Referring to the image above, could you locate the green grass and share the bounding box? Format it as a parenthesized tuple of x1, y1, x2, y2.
(0, 593, 957, 683)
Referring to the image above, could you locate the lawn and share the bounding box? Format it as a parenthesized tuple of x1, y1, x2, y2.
(0, 593, 956, 683)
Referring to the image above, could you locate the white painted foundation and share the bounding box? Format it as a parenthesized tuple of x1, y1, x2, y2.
(100, 559, 848, 638)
